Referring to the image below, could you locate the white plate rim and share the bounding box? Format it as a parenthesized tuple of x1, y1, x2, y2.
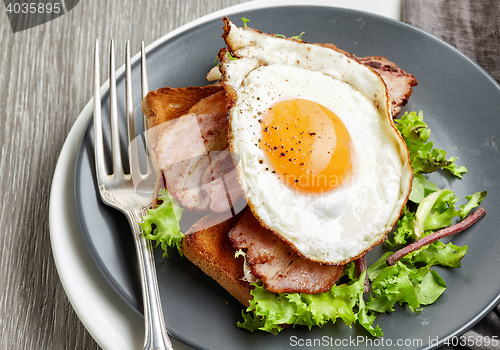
(49, 1, 401, 349)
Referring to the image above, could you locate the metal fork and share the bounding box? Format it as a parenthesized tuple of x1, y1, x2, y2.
(93, 39, 173, 350)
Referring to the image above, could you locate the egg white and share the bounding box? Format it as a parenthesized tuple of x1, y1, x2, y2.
(221, 20, 412, 264)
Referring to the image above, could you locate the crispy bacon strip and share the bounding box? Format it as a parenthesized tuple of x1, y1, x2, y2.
(387, 207, 486, 266)
(143, 85, 223, 146)
(152, 90, 244, 213)
(229, 208, 345, 294)
(359, 56, 417, 117)
(355, 255, 370, 293)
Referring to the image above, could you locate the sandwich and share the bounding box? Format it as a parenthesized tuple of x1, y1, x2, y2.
(139, 18, 486, 335)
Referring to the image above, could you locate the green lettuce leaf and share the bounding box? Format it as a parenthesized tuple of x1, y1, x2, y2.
(238, 270, 383, 337)
(367, 261, 448, 313)
(366, 238, 463, 314)
(400, 241, 468, 268)
(409, 173, 441, 204)
(415, 269, 446, 305)
(139, 189, 184, 257)
(367, 252, 395, 281)
(395, 111, 467, 178)
(386, 207, 416, 248)
(387, 189, 486, 246)
(367, 262, 421, 313)
(414, 189, 486, 238)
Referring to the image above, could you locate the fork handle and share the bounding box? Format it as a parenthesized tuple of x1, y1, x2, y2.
(127, 208, 174, 350)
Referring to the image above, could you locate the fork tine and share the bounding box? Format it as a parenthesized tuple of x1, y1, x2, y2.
(109, 40, 123, 177)
(94, 39, 108, 180)
(141, 42, 154, 173)
(141, 41, 152, 160)
(141, 41, 149, 99)
(125, 41, 135, 146)
(126, 40, 142, 182)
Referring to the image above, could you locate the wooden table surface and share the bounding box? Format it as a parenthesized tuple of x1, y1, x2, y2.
(1, 1, 497, 349)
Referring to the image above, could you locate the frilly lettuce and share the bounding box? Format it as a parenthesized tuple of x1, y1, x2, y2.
(413, 189, 486, 238)
(388, 111, 486, 246)
(139, 189, 184, 257)
(395, 111, 467, 179)
(388, 189, 486, 247)
(238, 269, 382, 337)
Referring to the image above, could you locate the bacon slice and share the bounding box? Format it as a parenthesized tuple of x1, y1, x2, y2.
(229, 208, 345, 294)
(316, 43, 417, 117)
(359, 56, 418, 117)
(153, 90, 244, 213)
(143, 85, 224, 146)
(354, 255, 370, 293)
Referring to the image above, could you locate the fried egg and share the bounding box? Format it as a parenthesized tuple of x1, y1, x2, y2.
(220, 19, 412, 265)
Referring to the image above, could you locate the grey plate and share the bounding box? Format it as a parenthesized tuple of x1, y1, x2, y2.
(74, 5, 500, 350)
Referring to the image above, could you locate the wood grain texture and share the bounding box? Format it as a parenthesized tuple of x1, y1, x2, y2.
(0, 1, 248, 349)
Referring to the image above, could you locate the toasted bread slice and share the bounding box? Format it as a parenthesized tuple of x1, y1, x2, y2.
(181, 213, 252, 307)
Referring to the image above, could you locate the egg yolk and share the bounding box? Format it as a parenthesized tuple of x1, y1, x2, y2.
(260, 99, 352, 193)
